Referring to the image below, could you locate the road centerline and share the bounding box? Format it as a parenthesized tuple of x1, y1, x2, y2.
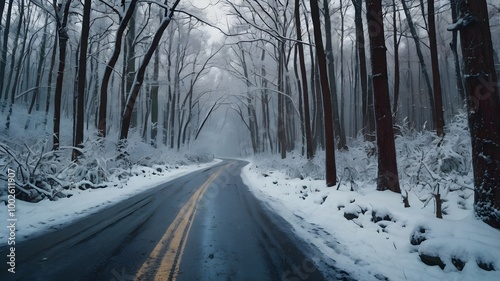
(134, 164, 228, 281)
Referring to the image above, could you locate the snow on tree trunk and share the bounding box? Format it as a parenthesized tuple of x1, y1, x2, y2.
(366, 0, 401, 193)
(452, 0, 500, 229)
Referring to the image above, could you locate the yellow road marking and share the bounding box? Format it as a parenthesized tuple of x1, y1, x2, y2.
(134, 165, 227, 281)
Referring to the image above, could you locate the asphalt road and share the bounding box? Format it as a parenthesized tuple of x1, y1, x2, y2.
(1, 160, 351, 281)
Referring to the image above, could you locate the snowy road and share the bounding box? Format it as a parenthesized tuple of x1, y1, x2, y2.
(1, 160, 350, 281)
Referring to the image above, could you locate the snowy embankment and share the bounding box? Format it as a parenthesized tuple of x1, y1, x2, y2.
(0, 158, 221, 245)
(241, 114, 500, 281)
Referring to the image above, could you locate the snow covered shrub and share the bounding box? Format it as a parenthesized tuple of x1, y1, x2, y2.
(252, 151, 325, 180)
(0, 140, 67, 202)
(395, 111, 473, 216)
(0, 129, 214, 204)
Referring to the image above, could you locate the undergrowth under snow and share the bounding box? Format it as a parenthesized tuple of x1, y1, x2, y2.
(241, 112, 500, 281)
(0, 104, 213, 204)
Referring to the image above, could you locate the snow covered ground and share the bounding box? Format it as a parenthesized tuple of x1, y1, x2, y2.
(242, 165, 500, 280)
(241, 115, 500, 281)
(0, 159, 221, 245)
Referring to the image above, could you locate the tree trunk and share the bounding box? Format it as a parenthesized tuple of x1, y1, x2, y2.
(352, 0, 374, 141)
(449, 0, 466, 102)
(0, 0, 13, 102)
(324, 0, 347, 150)
(25, 12, 49, 130)
(72, 0, 91, 161)
(366, 0, 401, 193)
(2, 0, 23, 111)
(150, 46, 160, 145)
(53, 0, 72, 150)
(98, 0, 137, 137)
(294, 46, 305, 156)
(452, 0, 500, 229)
(428, 0, 445, 137)
(260, 49, 273, 153)
(120, 1, 181, 141)
(6, 0, 27, 129)
(44, 26, 58, 127)
(294, 0, 313, 159)
(309, 0, 337, 187)
(277, 41, 287, 159)
(240, 48, 260, 154)
(392, 0, 401, 122)
(401, 0, 436, 129)
(126, 8, 137, 129)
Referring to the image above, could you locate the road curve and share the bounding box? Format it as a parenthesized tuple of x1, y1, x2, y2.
(1, 160, 351, 281)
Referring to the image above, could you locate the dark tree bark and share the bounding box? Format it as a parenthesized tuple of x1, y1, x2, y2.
(0, 0, 13, 102)
(309, 0, 337, 187)
(120, 0, 181, 141)
(26, 12, 50, 129)
(277, 41, 287, 159)
(428, 0, 445, 137)
(150, 47, 160, 145)
(294, 0, 313, 159)
(294, 46, 305, 156)
(240, 48, 260, 154)
(6, 0, 27, 129)
(392, 0, 401, 122)
(352, 0, 374, 141)
(3, 0, 23, 110)
(0, 1, 5, 29)
(449, 0, 466, 102)
(451, 0, 500, 229)
(302, 8, 322, 152)
(98, 0, 138, 137)
(260, 49, 273, 153)
(323, 0, 347, 150)
(72, 0, 92, 161)
(126, 8, 137, 128)
(52, 0, 72, 150)
(44, 26, 58, 127)
(366, 0, 401, 193)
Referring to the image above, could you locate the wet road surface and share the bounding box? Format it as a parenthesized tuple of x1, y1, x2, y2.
(1, 160, 351, 281)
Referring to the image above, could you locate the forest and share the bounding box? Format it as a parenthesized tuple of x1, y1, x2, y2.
(0, 0, 499, 231)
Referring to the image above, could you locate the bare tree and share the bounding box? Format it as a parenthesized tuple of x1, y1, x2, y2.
(25, 13, 50, 130)
(428, 0, 445, 136)
(450, 0, 500, 228)
(309, 0, 337, 187)
(352, 0, 375, 141)
(52, 0, 72, 150)
(400, 0, 435, 129)
(0, 0, 13, 103)
(449, 0, 465, 102)
(294, 0, 313, 159)
(323, 0, 347, 150)
(98, 0, 138, 137)
(120, 0, 181, 141)
(72, 0, 92, 161)
(366, 0, 401, 193)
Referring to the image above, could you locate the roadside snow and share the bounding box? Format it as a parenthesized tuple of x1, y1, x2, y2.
(0, 159, 221, 245)
(241, 163, 500, 281)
